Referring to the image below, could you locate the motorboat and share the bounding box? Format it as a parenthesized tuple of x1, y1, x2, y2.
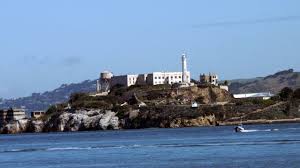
(235, 125, 245, 133)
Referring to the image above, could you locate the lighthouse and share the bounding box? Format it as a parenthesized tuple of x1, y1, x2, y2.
(182, 53, 188, 84)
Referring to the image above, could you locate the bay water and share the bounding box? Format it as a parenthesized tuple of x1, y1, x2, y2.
(1, 123, 300, 168)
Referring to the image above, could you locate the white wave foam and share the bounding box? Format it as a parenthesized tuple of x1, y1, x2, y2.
(46, 147, 92, 151)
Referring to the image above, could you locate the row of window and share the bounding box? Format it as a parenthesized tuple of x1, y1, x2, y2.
(154, 81, 182, 85)
(154, 76, 182, 80)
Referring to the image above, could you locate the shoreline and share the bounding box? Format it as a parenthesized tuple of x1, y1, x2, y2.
(218, 118, 300, 126)
(2, 118, 300, 135)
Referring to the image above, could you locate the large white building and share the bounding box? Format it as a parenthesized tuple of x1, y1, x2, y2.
(147, 71, 191, 85)
(96, 54, 191, 92)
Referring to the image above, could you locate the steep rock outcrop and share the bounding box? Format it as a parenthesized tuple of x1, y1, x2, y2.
(1, 119, 29, 134)
(27, 120, 45, 133)
(170, 115, 216, 128)
(44, 109, 119, 132)
(1, 110, 120, 134)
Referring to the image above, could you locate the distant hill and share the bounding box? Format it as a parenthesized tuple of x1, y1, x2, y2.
(0, 80, 97, 113)
(229, 69, 300, 94)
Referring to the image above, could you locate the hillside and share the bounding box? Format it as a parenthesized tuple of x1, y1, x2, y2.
(0, 80, 97, 113)
(229, 69, 300, 94)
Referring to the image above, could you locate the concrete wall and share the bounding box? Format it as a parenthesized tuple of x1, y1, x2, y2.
(111, 75, 130, 87)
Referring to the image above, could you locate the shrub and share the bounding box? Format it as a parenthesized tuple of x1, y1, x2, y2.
(223, 80, 229, 86)
(69, 93, 89, 104)
(279, 87, 293, 100)
(46, 105, 58, 115)
(195, 96, 204, 104)
(293, 88, 300, 99)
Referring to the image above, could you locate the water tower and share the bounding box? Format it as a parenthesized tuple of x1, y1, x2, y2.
(97, 71, 113, 92)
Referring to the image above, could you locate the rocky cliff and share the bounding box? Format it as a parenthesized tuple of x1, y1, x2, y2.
(1, 110, 119, 134)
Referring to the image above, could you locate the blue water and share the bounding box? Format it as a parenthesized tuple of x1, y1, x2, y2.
(1, 124, 300, 168)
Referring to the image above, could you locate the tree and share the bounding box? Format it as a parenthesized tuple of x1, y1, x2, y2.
(279, 87, 293, 100)
(293, 88, 300, 99)
(69, 93, 88, 104)
(46, 105, 57, 115)
(223, 80, 229, 86)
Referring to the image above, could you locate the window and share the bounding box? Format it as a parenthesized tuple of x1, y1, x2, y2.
(159, 77, 161, 79)
(175, 76, 177, 79)
(155, 77, 157, 79)
(179, 76, 181, 78)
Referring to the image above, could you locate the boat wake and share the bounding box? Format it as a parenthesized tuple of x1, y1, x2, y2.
(2, 138, 300, 153)
(240, 129, 279, 133)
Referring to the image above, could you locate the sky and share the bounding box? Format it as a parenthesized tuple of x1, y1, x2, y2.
(0, 1, 300, 99)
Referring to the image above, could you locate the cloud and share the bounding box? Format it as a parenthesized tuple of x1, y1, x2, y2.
(22, 55, 49, 65)
(62, 56, 82, 66)
(192, 16, 300, 28)
(22, 55, 82, 67)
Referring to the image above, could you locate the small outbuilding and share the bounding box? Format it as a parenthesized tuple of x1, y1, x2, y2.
(31, 111, 46, 119)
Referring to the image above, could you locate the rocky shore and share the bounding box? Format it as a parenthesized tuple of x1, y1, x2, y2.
(1, 109, 119, 134)
(1, 85, 299, 134)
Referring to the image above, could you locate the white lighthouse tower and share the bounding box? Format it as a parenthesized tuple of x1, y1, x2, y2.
(182, 53, 188, 84)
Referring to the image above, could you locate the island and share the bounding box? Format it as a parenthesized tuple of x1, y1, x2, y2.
(1, 84, 299, 134)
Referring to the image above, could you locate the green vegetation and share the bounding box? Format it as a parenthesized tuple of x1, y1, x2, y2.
(234, 98, 276, 107)
(40, 104, 68, 121)
(223, 80, 229, 86)
(279, 87, 294, 100)
(278, 87, 300, 101)
(69, 93, 122, 109)
(195, 96, 205, 104)
(293, 88, 300, 99)
(46, 105, 58, 115)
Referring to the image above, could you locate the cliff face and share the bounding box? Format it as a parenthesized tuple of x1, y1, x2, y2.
(1, 119, 30, 134)
(44, 110, 119, 132)
(118, 85, 231, 105)
(0, 110, 119, 134)
(121, 106, 218, 129)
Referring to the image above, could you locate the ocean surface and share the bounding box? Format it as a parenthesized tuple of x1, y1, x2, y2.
(1, 123, 300, 168)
